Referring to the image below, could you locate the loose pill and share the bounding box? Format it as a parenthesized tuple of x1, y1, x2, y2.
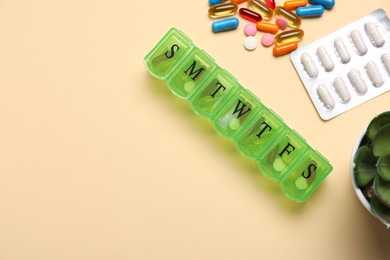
(284, 0, 308, 10)
(209, 0, 227, 6)
(261, 33, 274, 47)
(381, 53, 390, 75)
(301, 53, 318, 78)
(247, 0, 274, 20)
(274, 29, 304, 45)
(308, 0, 335, 9)
(276, 18, 288, 30)
(273, 42, 298, 56)
(334, 37, 351, 63)
(350, 30, 368, 55)
(275, 6, 302, 28)
(232, 0, 247, 3)
(348, 69, 367, 95)
(296, 5, 324, 17)
(317, 84, 335, 109)
(208, 3, 238, 18)
(265, 0, 276, 9)
(366, 61, 384, 87)
(244, 36, 258, 50)
(212, 17, 239, 32)
(365, 22, 385, 47)
(256, 21, 279, 34)
(239, 8, 262, 23)
(244, 23, 257, 36)
(333, 77, 351, 103)
(317, 46, 334, 72)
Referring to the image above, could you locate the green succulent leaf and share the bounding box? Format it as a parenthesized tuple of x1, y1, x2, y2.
(366, 111, 390, 140)
(377, 155, 390, 181)
(372, 124, 390, 157)
(353, 146, 378, 187)
(373, 175, 390, 207)
(370, 196, 390, 225)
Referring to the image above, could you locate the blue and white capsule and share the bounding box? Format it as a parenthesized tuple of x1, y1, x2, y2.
(212, 17, 239, 32)
(296, 5, 324, 17)
(308, 0, 335, 9)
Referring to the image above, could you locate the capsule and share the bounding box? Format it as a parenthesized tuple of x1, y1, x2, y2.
(350, 30, 368, 56)
(274, 29, 304, 45)
(317, 84, 335, 109)
(333, 77, 351, 103)
(239, 8, 262, 23)
(256, 21, 279, 34)
(348, 69, 367, 95)
(308, 0, 335, 9)
(296, 5, 324, 17)
(381, 53, 390, 75)
(209, 0, 227, 6)
(265, 0, 276, 9)
(284, 0, 308, 10)
(232, 0, 247, 3)
(208, 3, 238, 18)
(275, 6, 301, 28)
(334, 37, 351, 63)
(365, 22, 385, 47)
(366, 61, 384, 87)
(273, 42, 298, 56)
(301, 53, 318, 78)
(317, 46, 334, 72)
(212, 17, 239, 32)
(247, 0, 274, 20)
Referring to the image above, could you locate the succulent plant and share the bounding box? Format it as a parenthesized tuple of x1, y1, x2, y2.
(353, 111, 390, 227)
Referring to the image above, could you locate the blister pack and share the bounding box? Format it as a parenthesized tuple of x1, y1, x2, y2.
(290, 9, 390, 120)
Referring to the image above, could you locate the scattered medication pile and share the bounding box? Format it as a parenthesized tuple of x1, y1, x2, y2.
(144, 28, 333, 202)
(290, 9, 390, 120)
(208, 0, 335, 55)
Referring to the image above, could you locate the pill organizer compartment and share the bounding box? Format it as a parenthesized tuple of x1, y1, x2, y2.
(290, 9, 390, 120)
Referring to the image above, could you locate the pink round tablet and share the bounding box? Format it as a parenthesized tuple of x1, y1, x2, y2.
(244, 23, 257, 36)
(276, 18, 288, 30)
(261, 33, 274, 47)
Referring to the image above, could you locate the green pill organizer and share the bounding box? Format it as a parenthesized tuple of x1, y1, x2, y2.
(144, 28, 333, 202)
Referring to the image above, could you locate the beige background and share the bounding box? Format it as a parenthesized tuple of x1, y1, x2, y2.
(1, 0, 390, 259)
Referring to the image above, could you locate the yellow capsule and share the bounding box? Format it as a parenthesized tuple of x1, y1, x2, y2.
(274, 6, 301, 28)
(208, 3, 238, 18)
(247, 0, 273, 20)
(274, 29, 304, 45)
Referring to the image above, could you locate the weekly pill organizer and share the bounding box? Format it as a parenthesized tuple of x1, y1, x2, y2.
(290, 9, 390, 120)
(144, 28, 332, 202)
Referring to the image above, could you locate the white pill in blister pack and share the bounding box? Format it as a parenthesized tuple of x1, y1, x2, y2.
(334, 37, 351, 63)
(290, 9, 390, 120)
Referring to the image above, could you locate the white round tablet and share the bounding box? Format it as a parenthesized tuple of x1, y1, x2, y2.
(244, 36, 258, 51)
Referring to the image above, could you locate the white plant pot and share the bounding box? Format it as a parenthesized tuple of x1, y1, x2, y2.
(350, 125, 390, 229)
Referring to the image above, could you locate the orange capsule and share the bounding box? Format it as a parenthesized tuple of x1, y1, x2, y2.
(273, 42, 298, 56)
(232, 0, 247, 3)
(256, 21, 279, 34)
(284, 0, 308, 10)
